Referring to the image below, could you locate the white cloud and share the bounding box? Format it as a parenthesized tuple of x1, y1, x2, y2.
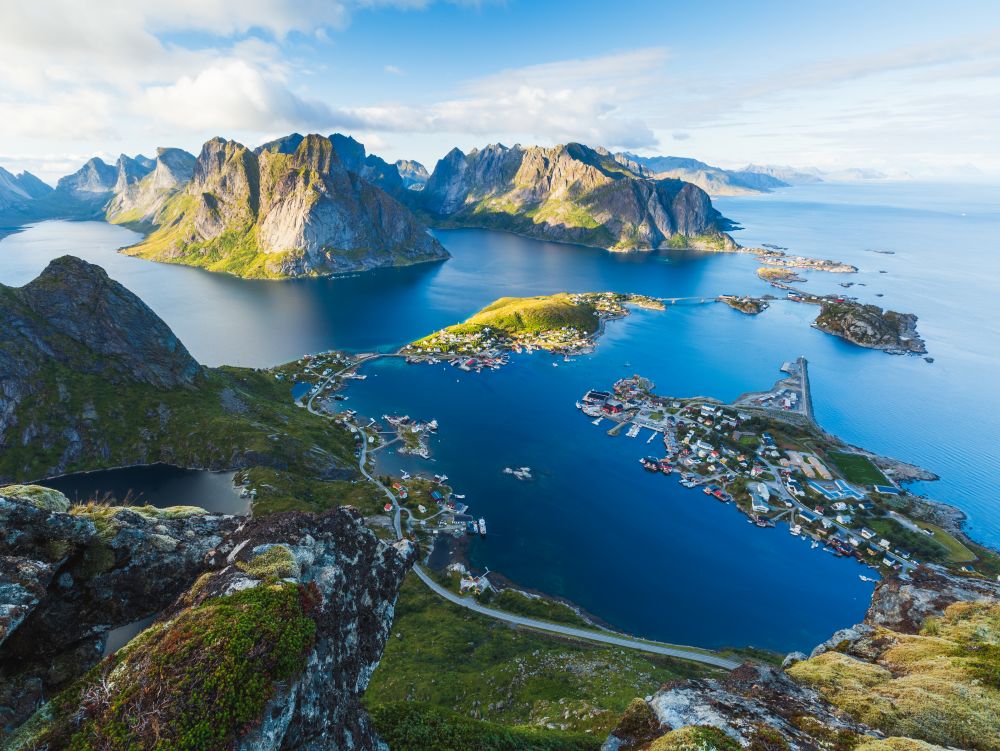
(384, 65, 404, 75)
(344, 48, 668, 150)
(141, 60, 360, 132)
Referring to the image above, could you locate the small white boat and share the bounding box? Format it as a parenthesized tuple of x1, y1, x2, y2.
(400, 471, 410, 480)
(859, 575, 877, 583)
(789, 524, 802, 536)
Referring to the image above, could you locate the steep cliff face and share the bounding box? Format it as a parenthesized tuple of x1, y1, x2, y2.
(123, 134, 448, 278)
(54, 157, 118, 201)
(0, 256, 357, 484)
(813, 302, 927, 354)
(604, 566, 999, 751)
(395, 158, 429, 189)
(419, 142, 735, 251)
(1, 488, 414, 750)
(106, 147, 196, 224)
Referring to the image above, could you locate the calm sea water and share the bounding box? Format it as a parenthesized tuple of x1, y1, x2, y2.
(2, 181, 997, 651)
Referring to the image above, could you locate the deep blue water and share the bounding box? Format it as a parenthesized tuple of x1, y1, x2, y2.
(41, 465, 245, 515)
(1, 181, 997, 651)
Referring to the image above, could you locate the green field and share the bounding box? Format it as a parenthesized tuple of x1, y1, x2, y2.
(366, 575, 719, 737)
(444, 294, 600, 337)
(827, 451, 890, 486)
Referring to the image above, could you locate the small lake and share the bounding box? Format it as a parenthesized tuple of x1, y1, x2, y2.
(40, 465, 246, 516)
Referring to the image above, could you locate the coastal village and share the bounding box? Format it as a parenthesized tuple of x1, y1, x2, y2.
(399, 292, 664, 371)
(576, 358, 978, 578)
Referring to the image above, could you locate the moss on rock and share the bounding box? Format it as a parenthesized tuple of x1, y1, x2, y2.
(0, 484, 71, 512)
(648, 725, 741, 751)
(12, 581, 316, 751)
(237, 545, 300, 580)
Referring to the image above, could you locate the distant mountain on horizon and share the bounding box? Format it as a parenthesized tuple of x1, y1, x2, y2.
(617, 153, 790, 196)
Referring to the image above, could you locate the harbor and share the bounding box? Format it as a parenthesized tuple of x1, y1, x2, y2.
(573, 358, 969, 579)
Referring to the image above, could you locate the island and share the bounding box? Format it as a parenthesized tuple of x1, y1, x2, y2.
(813, 300, 927, 354)
(719, 294, 770, 315)
(401, 292, 664, 366)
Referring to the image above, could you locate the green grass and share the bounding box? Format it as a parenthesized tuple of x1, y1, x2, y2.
(366, 576, 719, 736)
(909, 521, 976, 564)
(0, 362, 362, 516)
(827, 452, 890, 486)
(423, 294, 600, 341)
(370, 703, 598, 751)
(13, 582, 316, 751)
(866, 518, 949, 562)
(491, 590, 590, 628)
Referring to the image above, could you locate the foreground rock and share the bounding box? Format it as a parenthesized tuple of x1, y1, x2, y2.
(0, 485, 241, 729)
(1, 486, 414, 749)
(813, 301, 926, 354)
(605, 566, 999, 751)
(418, 142, 735, 251)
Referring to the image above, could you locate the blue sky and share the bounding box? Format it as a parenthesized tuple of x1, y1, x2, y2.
(1, 0, 998, 182)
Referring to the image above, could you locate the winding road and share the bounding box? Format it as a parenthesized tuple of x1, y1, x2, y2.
(303, 354, 739, 669)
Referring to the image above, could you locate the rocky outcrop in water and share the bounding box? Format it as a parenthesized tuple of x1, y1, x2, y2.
(123, 134, 447, 278)
(1, 486, 414, 749)
(419, 142, 735, 251)
(813, 301, 927, 354)
(106, 147, 196, 225)
(604, 566, 999, 751)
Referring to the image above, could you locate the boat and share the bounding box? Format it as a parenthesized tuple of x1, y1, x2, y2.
(790, 524, 802, 536)
(428, 419, 439, 431)
(478, 518, 487, 536)
(811, 540, 819, 549)
(400, 471, 410, 480)
(453, 494, 466, 499)
(592, 417, 602, 425)
(575, 401, 583, 409)
(859, 575, 877, 583)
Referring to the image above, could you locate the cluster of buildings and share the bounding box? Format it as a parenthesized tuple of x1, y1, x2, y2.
(576, 377, 921, 573)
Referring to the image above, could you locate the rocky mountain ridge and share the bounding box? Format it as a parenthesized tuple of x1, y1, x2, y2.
(418, 141, 735, 251)
(122, 134, 448, 278)
(0, 256, 358, 486)
(604, 566, 999, 751)
(0, 485, 414, 749)
(106, 147, 196, 225)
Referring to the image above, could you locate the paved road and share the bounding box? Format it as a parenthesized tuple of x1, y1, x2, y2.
(411, 565, 739, 669)
(306, 353, 739, 670)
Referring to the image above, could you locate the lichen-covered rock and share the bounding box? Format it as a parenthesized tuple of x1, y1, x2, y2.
(605, 566, 999, 751)
(4, 506, 414, 751)
(0, 487, 240, 729)
(419, 142, 735, 251)
(866, 564, 1000, 633)
(642, 663, 871, 750)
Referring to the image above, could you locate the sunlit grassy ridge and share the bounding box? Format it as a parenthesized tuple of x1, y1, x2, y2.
(788, 600, 1000, 751)
(422, 294, 600, 340)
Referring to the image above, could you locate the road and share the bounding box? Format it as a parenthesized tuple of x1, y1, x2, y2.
(411, 565, 739, 669)
(304, 353, 740, 670)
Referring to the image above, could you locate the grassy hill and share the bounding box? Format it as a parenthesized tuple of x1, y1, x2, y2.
(451, 294, 600, 336)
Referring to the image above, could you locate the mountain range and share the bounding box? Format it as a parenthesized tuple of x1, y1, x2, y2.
(416, 142, 735, 251)
(23, 135, 926, 279)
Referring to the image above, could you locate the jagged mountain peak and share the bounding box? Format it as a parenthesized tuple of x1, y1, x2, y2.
(1, 255, 201, 390)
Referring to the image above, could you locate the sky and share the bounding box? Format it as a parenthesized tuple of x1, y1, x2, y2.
(1, 0, 999, 183)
